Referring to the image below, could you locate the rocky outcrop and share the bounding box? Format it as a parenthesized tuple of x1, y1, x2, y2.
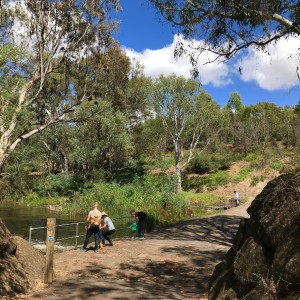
(0, 218, 45, 297)
(209, 171, 300, 299)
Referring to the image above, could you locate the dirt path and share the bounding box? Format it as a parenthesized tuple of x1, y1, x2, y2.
(26, 202, 251, 300)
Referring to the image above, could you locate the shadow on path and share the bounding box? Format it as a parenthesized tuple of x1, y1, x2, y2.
(29, 214, 246, 299)
(31, 248, 225, 299)
(151, 215, 242, 247)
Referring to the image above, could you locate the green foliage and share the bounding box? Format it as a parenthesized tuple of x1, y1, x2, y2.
(183, 170, 230, 192)
(21, 193, 68, 206)
(269, 159, 284, 172)
(181, 175, 204, 192)
(32, 173, 84, 197)
(250, 175, 265, 187)
(88, 169, 106, 182)
(245, 151, 284, 172)
(187, 152, 234, 174)
(232, 167, 252, 184)
(183, 191, 227, 205)
(203, 171, 230, 191)
(150, 0, 299, 78)
(65, 174, 188, 227)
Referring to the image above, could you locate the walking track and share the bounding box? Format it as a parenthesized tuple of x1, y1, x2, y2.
(26, 202, 251, 300)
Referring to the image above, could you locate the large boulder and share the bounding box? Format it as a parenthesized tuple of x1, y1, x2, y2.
(0, 218, 45, 297)
(209, 171, 300, 299)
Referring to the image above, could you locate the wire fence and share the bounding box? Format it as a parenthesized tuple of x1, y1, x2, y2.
(28, 215, 132, 248)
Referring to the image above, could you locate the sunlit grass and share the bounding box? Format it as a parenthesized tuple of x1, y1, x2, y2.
(183, 191, 230, 205)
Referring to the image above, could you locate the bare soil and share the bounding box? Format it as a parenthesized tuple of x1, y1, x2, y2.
(18, 201, 252, 300)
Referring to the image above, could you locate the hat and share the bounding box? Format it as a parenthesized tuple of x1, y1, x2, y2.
(101, 211, 107, 216)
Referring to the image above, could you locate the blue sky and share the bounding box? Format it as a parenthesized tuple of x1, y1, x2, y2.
(113, 1, 300, 108)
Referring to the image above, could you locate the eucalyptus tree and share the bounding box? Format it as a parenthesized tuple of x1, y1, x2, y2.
(226, 92, 244, 115)
(148, 0, 300, 74)
(280, 105, 298, 148)
(31, 45, 132, 176)
(0, 0, 121, 172)
(251, 102, 283, 154)
(152, 74, 221, 193)
(223, 92, 253, 155)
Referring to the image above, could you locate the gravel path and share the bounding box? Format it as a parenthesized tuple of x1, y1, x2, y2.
(26, 202, 251, 300)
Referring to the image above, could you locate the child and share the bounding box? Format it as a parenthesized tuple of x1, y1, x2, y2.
(129, 217, 137, 239)
(130, 209, 148, 239)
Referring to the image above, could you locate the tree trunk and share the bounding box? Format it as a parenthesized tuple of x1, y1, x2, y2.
(174, 144, 182, 194)
(175, 164, 182, 194)
(0, 152, 9, 173)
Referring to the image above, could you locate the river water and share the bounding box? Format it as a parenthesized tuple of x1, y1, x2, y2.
(0, 202, 131, 247)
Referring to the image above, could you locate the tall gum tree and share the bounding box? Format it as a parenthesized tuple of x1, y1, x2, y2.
(152, 74, 221, 193)
(0, 0, 120, 172)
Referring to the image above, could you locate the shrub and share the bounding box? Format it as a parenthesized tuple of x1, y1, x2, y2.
(65, 174, 188, 228)
(186, 153, 234, 174)
(203, 171, 230, 191)
(251, 175, 265, 187)
(181, 175, 204, 192)
(33, 173, 83, 197)
(269, 159, 284, 172)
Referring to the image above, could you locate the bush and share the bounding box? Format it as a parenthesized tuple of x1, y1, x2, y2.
(65, 174, 188, 228)
(250, 175, 265, 187)
(181, 174, 204, 192)
(269, 159, 284, 172)
(33, 173, 84, 197)
(203, 171, 230, 191)
(186, 153, 234, 174)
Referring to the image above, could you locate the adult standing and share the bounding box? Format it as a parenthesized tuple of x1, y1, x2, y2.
(81, 202, 102, 252)
(100, 211, 115, 246)
(130, 209, 148, 239)
(234, 191, 240, 207)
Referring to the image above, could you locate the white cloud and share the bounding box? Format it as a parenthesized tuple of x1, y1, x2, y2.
(123, 34, 300, 92)
(235, 37, 300, 91)
(123, 35, 231, 87)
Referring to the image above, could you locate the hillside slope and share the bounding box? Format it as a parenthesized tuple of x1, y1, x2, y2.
(204, 160, 280, 200)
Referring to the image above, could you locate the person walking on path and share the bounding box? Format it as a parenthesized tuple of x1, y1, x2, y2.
(100, 211, 115, 246)
(234, 191, 240, 207)
(130, 209, 148, 239)
(81, 202, 102, 252)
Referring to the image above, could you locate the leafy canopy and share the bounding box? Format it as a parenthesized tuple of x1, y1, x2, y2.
(149, 0, 300, 75)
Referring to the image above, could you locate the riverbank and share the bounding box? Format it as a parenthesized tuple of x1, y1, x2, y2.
(23, 201, 251, 300)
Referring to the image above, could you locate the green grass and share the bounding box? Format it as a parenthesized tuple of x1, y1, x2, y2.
(204, 171, 230, 190)
(250, 175, 265, 186)
(21, 192, 68, 206)
(232, 167, 252, 183)
(183, 191, 231, 205)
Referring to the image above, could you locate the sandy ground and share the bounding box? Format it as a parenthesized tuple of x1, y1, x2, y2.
(21, 201, 252, 300)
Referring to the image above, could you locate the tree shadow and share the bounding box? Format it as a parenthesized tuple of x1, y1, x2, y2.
(30, 246, 224, 299)
(29, 215, 244, 299)
(150, 215, 242, 247)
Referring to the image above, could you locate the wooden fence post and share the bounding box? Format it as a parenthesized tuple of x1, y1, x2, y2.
(44, 218, 56, 284)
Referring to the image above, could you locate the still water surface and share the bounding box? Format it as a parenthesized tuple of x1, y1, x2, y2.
(0, 202, 130, 246)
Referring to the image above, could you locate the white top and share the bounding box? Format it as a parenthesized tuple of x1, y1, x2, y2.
(234, 192, 239, 201)
(103, 216, 115, 230)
